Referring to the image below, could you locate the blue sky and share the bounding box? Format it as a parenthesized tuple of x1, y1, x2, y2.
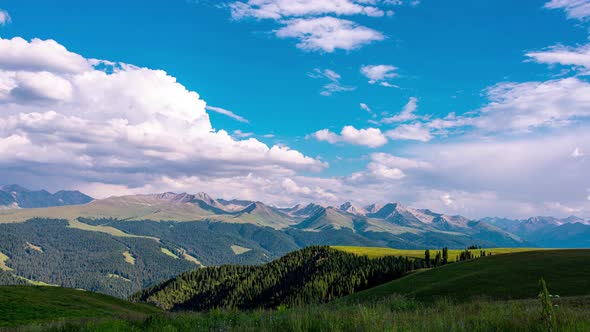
(0, 0, 589, 218)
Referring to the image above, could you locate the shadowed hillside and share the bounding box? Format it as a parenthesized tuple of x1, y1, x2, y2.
(342, 249, 590, 304)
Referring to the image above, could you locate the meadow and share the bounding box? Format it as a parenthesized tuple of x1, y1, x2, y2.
(342, 249, 590, 303)
(9, 295, 590, 332)
(0, 286, 159, 328)
(332, 245, 540, 261)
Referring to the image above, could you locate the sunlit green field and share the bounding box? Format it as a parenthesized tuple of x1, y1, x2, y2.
(341, 250, 590, 303)
(0, 286, 159, 328)
(332, 246, 541, 262)
(11, 295, 590, 332)
(4, 250, 590, 331)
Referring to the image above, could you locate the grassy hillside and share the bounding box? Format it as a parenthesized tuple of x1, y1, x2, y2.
(333, 245, 539, 261)
(0, 286, 160, 328)
(343, 249, 590, 303)
(6, 290, 590, 331)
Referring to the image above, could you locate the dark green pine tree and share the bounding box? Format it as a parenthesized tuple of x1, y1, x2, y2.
(425, 249, 431, 268)
(442, 247, 448, 265)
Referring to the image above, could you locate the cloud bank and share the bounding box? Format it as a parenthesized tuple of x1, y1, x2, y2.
(0, 37, 326, 198)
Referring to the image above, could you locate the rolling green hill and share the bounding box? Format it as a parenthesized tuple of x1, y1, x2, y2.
(342, 249, 590, 304)
(0, 286, 160, 328)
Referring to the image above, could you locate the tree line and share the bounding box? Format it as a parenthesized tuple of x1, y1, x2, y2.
(425, 246, 492, 267)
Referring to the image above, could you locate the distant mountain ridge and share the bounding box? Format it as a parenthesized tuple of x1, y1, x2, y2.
(0, 185, 93, 209)
(483, 216, 590, 248)
(1, 185, 588, 250)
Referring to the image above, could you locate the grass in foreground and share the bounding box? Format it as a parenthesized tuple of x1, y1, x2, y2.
(332, 246, 539, 261)
(12, 295, 590, 332)
(342, 249, 590, 304)
(0, 286, 160, 328)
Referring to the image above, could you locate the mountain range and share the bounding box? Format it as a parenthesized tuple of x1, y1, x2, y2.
(0, 185, 93, 209)
(1, 185, 588, 249)
(0, 185, 588, 297)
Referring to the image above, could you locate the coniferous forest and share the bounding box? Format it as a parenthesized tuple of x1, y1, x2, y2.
(131, 246, 426, 311)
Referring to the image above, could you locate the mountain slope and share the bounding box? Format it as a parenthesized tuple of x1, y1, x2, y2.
(229, 202, 296, 229)
(131, 246, 424, 311)
(295, 207, 359, 231)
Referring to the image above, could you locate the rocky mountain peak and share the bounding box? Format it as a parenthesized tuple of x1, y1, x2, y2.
(339, 202, 366, 215)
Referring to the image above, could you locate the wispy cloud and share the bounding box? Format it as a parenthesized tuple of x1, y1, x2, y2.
(360, 103, 373, 114)
(544, 0, 590, 20)
(233, 129, 254, 138)
(382, 97, 419, 123)
(308, 68, 355, 96)
(0, 9, 10, 26)
(527, 43, 590, 73)
(205, 105, 250, 123)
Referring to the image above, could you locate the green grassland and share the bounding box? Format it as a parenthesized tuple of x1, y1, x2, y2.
(333, 245, 540, 261)
(3, 249, 590, 331)
(0, 286, 160, 328)
(342, 249, 590, 304)
(6, 294, 590, 331)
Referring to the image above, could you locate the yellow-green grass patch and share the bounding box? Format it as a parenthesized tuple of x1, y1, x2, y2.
(231, 245, 252, 255)
(178, 248, 203, 266)
(0, 252, 13, 271)
(332, 246, 541, 262)
(16, 275, 57, 287)
(107, 273, 131, 282)
(122, 250, 135, 265)
(67, 219, 160, 242)
(24, 242, 43, 253)
(161, 247, 179, 259)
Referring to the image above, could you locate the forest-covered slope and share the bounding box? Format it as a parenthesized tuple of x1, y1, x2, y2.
(131, 246, 425, 311)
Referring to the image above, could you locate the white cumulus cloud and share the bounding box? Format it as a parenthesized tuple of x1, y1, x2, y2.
(275, 17, 384, 52)
(229, 0, 386, 19)
(312, 126, 388, 147)
(386, 123, 433, 142)
(360, 64, 398, 85)
(0, 37, 326, 194)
